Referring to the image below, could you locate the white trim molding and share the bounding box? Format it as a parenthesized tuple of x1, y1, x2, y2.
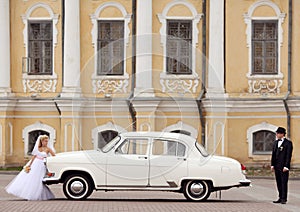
(90, 2, 131, 94)
(244, 0, 285, 94)
(158, 0, 202, 94)
(213, 122, 225, 156)
(64, 123, 75, 152)
(246, 122, 277, 159)
(162, 121, 198, 139)
(21, 3, 59, 93)
(92, 122, 127, 150)
(139, 122, 151, 132)
(22, 121, 56, 156)
(8, 122, 13, 156)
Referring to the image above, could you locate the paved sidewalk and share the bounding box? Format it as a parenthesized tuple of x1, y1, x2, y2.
(1, 174, 300, 212)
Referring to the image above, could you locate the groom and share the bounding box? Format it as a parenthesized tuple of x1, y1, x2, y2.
(271, 127, 293, 204)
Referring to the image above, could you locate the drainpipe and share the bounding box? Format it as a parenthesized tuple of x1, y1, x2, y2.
(284, 0, 292, 137)
(196, 0, 207, 146)
(126, 0, 137, 131)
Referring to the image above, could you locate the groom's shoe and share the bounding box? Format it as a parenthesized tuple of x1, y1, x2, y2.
(273, 199, 282, 203)
(281, 200, 287, 204)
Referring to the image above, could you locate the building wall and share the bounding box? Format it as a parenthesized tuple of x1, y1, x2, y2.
(0, 0, 299, 168)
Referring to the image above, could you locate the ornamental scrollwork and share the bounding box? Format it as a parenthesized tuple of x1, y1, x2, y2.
(22, 79, 57, 93)
(92, 79, 129, 94)
(248, 79, 283, 94)
(160, 78, 199, 94)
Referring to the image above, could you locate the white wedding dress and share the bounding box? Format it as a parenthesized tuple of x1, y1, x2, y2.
(5, 151, 55, 200)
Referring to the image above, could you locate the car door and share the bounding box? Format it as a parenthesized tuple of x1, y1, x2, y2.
(149, 139, 188, 187)
(106, 137, 150, 186)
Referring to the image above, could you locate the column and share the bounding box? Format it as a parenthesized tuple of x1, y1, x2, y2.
(207, 0, 226, 97)
(0, 0, 11, 97)
(134, 0, 154, 97)
(61, 0, 81, 97)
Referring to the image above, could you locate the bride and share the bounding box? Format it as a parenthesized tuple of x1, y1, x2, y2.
(5, 134, 56, 200)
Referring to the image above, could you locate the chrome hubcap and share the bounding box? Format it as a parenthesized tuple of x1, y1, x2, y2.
(70, 181, 84, 194)
(190, 182, 204, 196)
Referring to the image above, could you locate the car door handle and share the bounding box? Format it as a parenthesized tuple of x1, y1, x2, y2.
(138, 156, 148, 159)
(177, 158, 186, 161)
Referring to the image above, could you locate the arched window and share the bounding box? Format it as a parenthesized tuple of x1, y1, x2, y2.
(21, 3, 59, 93)
(244, 0, 285, 94)
(253, 130, 274, 154)
(23, 121, 56, 157)
(247, 122, 277, 158)
(158, 0, 202, 94)
(28, 130, 50, 155)
(97, 130, 118, 149)
(162, 121, 197, 138)
(90, 2, 131, 94)
(92, 122, 126, 150)
(170, 129, 191, 136)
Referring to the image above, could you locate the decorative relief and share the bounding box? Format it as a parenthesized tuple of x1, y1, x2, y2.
(160, 77, 199, 94)
(23, 79, 57, 93)
(158, 1, 202, 95)
(92, 78, 129, 94)
(22, 3, 59, 94)
(244, 1, 285, 95)
(248, 78, 283, 94)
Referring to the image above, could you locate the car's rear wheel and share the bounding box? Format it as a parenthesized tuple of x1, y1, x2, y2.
(63, 174, 93, 200)
(183, 180, 211, 201)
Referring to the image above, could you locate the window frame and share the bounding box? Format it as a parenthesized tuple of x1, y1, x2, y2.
(21, 3, 59, 93)
(28, 20, 53, 75)
(251, 20, 278, 75)
(247, 122, 277, 159)
(252, 130, 275, 155)
(90, 2, 131, 94)
(166, 20, 192, 75)
(22, 121, 56, 157)
(27, 130, 50, 155)
(244, 1, 285, 94)
(97, 20, 124, 76)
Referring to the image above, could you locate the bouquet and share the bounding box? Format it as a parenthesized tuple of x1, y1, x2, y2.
(23, 166, 31, 173)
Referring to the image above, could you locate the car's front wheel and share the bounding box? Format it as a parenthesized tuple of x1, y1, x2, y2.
(183, 180, 211, 201)
(63, 174, 93, 200)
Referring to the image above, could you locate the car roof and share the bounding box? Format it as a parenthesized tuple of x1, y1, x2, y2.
(120, 131, 196, 143)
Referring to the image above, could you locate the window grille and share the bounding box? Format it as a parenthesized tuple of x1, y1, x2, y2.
(97, 21, 124, 75)
(252, 130, 275, 154)
(252, 21, 277, 74)
(167, 20, 192, 74)
(28, 21, 53, 75)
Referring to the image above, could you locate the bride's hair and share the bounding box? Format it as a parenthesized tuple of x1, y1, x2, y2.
(38, 135, 49, 148)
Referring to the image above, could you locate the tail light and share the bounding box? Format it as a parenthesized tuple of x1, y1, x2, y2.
(46, 172, 55, 177)
(241, 164, 247, 174)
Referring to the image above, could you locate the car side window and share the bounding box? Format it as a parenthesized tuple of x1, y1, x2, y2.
(116, 138, 148, 155)
(177, 142, 186, 157)
(152, 139, 186, 157)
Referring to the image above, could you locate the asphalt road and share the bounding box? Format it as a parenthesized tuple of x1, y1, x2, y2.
(1, 174, 300, 212)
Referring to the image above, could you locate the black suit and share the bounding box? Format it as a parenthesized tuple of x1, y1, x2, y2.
(271, 138, 293, 201)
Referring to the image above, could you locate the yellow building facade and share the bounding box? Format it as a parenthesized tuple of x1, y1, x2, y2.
(0, 0, 299, 167)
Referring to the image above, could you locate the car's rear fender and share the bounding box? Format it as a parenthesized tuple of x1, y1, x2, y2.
(179, 178, 215, 191)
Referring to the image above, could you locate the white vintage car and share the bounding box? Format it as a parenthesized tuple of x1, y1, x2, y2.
(43, 132, 251, 201)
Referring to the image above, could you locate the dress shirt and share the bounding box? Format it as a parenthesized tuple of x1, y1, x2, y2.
(277, 138, 284, 147)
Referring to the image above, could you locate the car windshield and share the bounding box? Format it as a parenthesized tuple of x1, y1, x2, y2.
(101, 136, 121, 153)
(195, 142, 209, 157)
